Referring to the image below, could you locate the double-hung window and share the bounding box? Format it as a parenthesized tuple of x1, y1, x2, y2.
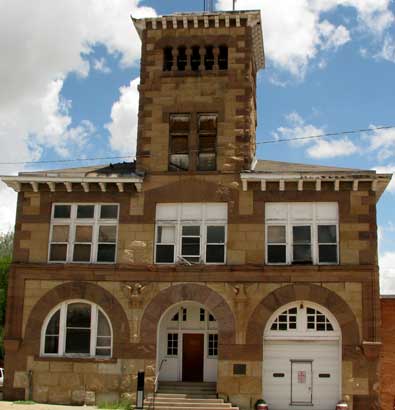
(155, 203, 227, 264)
(265, 202, 338, 265)
(49, 203, 119, 263)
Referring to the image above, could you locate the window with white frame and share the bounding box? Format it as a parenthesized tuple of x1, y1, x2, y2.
(167, 333, 179, 356)
(49, 204, 119, 263)
(41, 301, 112, 358)
(155, 203, 227, 264)
(265, 203, 339, 265)
(208, 333, 218, 357)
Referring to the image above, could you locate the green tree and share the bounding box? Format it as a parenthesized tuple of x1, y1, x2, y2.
(0, 231, 13, 359)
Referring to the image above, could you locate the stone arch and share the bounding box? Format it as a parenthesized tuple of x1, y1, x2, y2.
(246, 284, 360, 346)
(24, 281, 130, 356)
(140, 283, 236, 345)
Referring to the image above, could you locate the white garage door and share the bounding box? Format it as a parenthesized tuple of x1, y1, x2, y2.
(263, 303, 341, 410)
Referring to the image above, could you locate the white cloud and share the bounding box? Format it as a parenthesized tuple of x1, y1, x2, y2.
(378, 36, 395, 62)
(274, 112, 359, 159)
(0, 0, 156, 233)
(106, 78, 140, 156)
(216, 0, 394, 76)
(365, 126, 395, 161)
(380, 251, 395, 294)
(307, 138, 359, 158)
(374, 165, 395, 192)
(273, 112, 325, 146)
(93, 58, 112, 74)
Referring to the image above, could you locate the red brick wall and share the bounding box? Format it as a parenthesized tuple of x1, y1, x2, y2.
(381, 298, 395, 410)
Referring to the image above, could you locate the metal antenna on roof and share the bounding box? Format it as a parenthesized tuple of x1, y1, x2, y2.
(233, 0, 237, 10)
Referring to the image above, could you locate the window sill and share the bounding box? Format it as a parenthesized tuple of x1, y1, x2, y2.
(35, 355, 117, 363)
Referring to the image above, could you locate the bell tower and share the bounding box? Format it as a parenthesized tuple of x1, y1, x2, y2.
(132, 10, 264, 174)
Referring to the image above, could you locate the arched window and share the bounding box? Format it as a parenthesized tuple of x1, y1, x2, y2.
(204, 46, 214, 70)
(41, 301, 112, 358)
(266, 302, 339, 338)
(163, 47, 173, 71)
(191, 46, 201, 71)
(218, 45, 228, 70)
(177, 46, 187, 71)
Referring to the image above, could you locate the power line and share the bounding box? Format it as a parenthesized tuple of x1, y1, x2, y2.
(0, 124, 393, 166)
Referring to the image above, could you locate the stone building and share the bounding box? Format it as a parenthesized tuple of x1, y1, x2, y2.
(380, 296, 395, 410)
(1, 9, 392, 410)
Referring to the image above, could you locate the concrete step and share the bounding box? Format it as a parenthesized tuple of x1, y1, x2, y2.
(143, 407, 239, 410)
(149, 393, 219, 399)
(145, 401, 232, 408)
(145, 397, 224, 404)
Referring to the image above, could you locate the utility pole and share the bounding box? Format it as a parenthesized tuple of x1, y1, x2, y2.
(233, 0, 237, 10)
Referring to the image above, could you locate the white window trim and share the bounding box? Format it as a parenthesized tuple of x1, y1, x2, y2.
(265, 203, 339, 265)
(40, 299, 113, 359)
(48, 203, 119, 264)
(155, 204, 227, 265)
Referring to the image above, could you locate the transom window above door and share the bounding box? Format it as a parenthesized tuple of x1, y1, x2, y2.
(41, 301, 112, 358)
(265, 202, 339, 265)
(49, 203, 119, 264)
(155, 203, 227, 264)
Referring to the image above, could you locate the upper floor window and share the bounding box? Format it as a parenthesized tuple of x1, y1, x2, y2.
(265, 202, 338, 265)
(168, 113, 217, 172)
(169, 114, 190, 171)
(41, 301, 112, 358)
(162, 45, 228, 72)
(155, 203, 227, 264)
(49, 203, 119, 264)
(198, 114, 217, 171)
(163, 46, 173, 71)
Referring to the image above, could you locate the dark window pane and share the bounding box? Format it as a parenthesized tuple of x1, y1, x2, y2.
(279, 323, 287, 330)
(182, 236, 200, 255)
(50, 244, 67, 261)
(177, 46, 187, 71)
(67, 303, 91, 327)
(289, 308, 297, 314)
(319, 245, 338, 263)
(156, 245, 174, 263)
(97, 244, 116, 263)
(100, 205, 118, 219)
(293, 245, 312, 263)
(44, 336, 59, 354)
(207, 226, 225, 243)
(318, 225, 337, 243)
(77, 205, 94, 219)
(98, 311, 111, 337)
(289, 322, 297, 329)
(182, 226, 200, 236)
(279, 315, 287, 322)
(205, 46, 214, 70)
(267, 226, 286, 243)
(293, 226, 311, 243)
(73, 244, 91, 262)
(163, 47, 173, 71)
(96, 348, 111, 356)
(65, 329, 90, 354)
(317, 323, 326, 331)
(327, 323, 334, 331)
(307, 308, 315, 314)
(206, 245, 225, 263)
(307, 322, 315, 329)
(209, 314, 216, 322)
(54, 205, 71, 219)
(267, 245, 286, 263)
(46, 310, 60, 334)
(191, 46, 201, 71)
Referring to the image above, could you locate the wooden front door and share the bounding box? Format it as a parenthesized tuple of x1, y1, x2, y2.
(182, 333, 204, 382)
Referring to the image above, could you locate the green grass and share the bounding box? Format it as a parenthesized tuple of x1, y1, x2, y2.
(13, 401, 36, 405)
(97, 401, 133, 410)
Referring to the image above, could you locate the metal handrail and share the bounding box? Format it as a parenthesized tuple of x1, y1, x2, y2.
(149, 358, 167, 410)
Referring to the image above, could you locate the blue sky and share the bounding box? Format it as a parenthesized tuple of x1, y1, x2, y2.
(0, 0, 394, 291)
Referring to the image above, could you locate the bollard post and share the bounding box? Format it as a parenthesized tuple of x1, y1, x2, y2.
(135, 371, 145, 410)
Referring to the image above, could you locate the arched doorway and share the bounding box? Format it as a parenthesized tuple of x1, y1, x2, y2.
(263, 301, 341, 410)
(157, 302, 218, 383)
